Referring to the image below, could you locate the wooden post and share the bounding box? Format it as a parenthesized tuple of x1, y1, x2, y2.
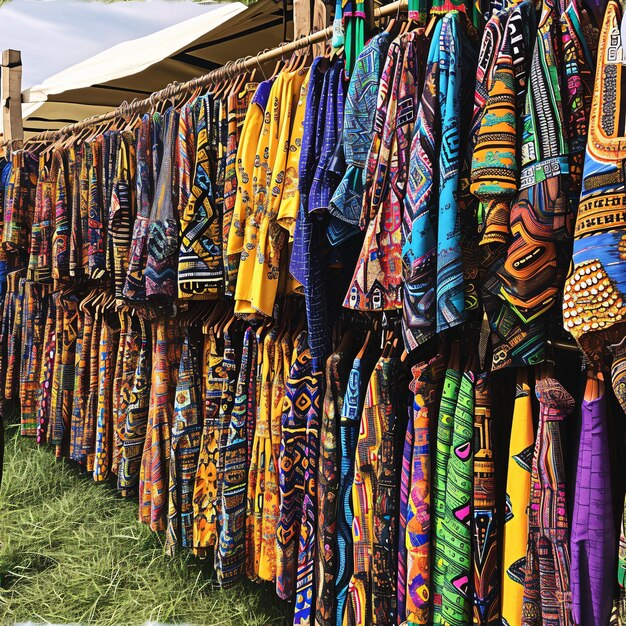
(294, 0, 326, 56)
(1, 49, 23, 150)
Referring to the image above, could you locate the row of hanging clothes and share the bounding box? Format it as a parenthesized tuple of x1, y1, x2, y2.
(1, 0, 626, 623)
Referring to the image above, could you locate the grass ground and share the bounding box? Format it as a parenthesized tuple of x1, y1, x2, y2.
(0, 415, 290, 626)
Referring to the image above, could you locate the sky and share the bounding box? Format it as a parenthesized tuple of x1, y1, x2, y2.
(0, 0, 217, 88)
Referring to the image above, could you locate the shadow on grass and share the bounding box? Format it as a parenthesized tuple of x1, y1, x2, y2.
(0, 413, 291, 626)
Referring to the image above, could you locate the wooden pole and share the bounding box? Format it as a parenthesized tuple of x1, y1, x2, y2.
(293, 0, 326, 56)
(1, 49, 24, 150)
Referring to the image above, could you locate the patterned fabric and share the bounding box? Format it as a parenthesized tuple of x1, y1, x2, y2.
(571, 379, 615, 626)
(344, 31, 424, 312)
(432, 349, 461, 621)
(293, 336, 323, 626)
(87, 137, 107, 280)
(277, 331, 311, 601)
(145, 109, 179, 302)
(3, 150, 37, 255)
(167, 327, 203, 554)
(217, 326, 256, 587)
(124, 115, 154, 302)
(564, 0, 626, 376)
(93, 315, 119, 480)
(473, 373, 500, 625)
(109, 133, 136, 302)
(502, 369, 533, 626)
(401, 354, 445, 625)
(214, 328, 239, 573)
(179, 96, 224, 299)
(345, 355, 400, 626)
(335, 354, 368, 626)
(193, 328, 225, 556)
(403, 14, 475, 350)
(140, 316, 181, 531)
(227, 79, 274, 292)
(118, 317, 152, 496)
(315, 350, 350, 626)
(522, 378, 575, 625)
(223, 84, 257, 296)
(440, 370, 474, 626)
(329, 32, 391, 244)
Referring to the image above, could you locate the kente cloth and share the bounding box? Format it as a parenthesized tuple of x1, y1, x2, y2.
(618, 496, 626, 625)
(223, 83, 257, 296)
(2, 150, 37, 255)
(69, 297, 88, 461)
(166, 326, 203, 555)
(439, 370, 474, 626)
(246, 327, 277, 580)
(179, 95, 224, 300)
(563, 0, 626, 383)
(276, 331, 312, 601)
(570, 384, 615, 626)
(470, 0, 536, 245)
(293, 342, 324, 626)
(139, 316, 181, 532)
(522, 378, 575, 626)
(329, 32, 392, 246)
(145, 108, 179, 302)
(109, 132, 136, 302)
(193, 328, 226, 557)
(36, 290, 56, 446)
(67, 146, 83, 277)
(214, 328, 240, 575)
(486, 0, 573, 372)
(227, 78, 274, 285)
(87, 137, 107, 280)
(19, 280, 47, 436)
(502, 370, 533, 626)
(344, 31, 424, 312)
(217, 326, 257, 587)
(315, 350, 351, 626)
(124, 115, 154, 302)
(403, 14, 476, 351)
(345, 354, 398, 626)
(111, 312, 140, 477)
(118, 317, 152, 496)
(473, 373, 500, 625)
(51, 149, 71, 285)
(431, 350, 461, 622)
(400, 354, 445, 625)
(335, 355, 368, 626)
(176, 101, 198, 221)
(93, 314, 120, 479)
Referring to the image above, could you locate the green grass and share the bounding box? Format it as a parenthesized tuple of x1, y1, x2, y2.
(0, 416, 290, 626)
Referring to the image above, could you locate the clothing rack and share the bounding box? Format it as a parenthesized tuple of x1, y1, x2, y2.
(6, 0, 408, 149)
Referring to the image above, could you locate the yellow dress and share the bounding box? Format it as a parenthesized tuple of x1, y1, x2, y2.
(501, 369, 534, 625)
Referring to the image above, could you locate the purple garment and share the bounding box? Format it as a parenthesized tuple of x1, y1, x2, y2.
(571, 391, 615, 626)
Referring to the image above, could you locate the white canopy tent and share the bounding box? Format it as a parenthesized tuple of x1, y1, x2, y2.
(20, 0, 294, 138)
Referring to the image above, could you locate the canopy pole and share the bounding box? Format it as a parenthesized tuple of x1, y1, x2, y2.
(1, 49, 23, 153)
(10, 0, 407, 148)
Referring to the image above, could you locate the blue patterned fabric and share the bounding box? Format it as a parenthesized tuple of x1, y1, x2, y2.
(402, 14, 473, 351)
(328, 32, 392, 245)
